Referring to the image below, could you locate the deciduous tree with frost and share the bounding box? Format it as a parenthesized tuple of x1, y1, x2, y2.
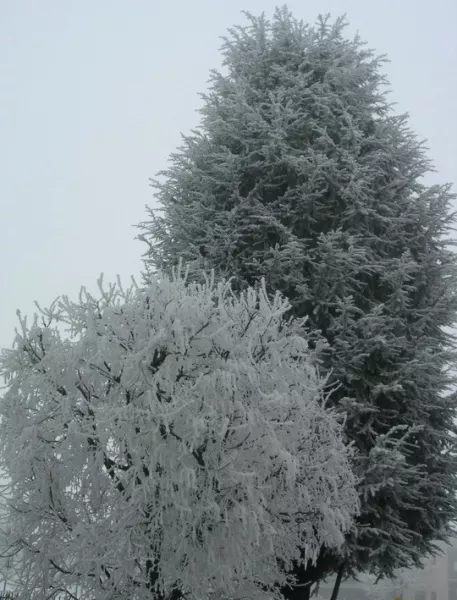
(0, 268, 358, 600)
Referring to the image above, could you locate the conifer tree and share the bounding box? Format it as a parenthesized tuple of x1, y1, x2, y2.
(138, 7, 457, 596)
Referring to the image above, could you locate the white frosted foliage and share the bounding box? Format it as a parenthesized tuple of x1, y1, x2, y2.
(0, 268, 358, 600)
(138, 7, 457, 581)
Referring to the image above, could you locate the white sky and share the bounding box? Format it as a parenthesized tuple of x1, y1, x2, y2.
(1, 0, 456, 351)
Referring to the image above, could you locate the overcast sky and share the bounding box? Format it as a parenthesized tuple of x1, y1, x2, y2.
(1, 0, 456, 351)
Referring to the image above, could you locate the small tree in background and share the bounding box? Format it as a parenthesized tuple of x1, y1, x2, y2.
(0, 268, 358, 600)
(138, 6, 457, 597)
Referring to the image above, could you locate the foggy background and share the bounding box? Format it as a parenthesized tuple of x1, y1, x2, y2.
(1, 0, 456, 351)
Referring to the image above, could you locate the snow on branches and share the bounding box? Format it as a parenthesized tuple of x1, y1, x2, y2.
(0, 268, 358, 600)
(137, 7, 457, 582)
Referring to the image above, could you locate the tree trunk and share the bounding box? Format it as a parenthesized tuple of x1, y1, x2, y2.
(282, 583, 311, 600)
(280, 551, 337, 600)
(329, 563, 345, 600)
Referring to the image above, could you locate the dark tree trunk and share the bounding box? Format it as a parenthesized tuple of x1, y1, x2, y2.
(329, 563, 346, 600)
(281, 582, 311, 600)
(281, 549, 339, 600)
(280, 554, 325, 600)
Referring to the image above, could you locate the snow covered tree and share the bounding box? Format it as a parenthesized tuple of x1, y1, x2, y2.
(137, 6, 457, 594)
(0, 268, 358, 600)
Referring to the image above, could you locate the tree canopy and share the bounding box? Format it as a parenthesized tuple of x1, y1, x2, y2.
(0, 269, 358, 600)
(138, 6, 457, 589)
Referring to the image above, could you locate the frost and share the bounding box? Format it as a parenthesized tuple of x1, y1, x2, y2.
(0, 267, 358, 600)
(137, 5, 457, 584)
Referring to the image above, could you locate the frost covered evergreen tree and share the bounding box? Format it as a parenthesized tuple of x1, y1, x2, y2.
(138, 7, 457, 595)
(0, 269, 358, 600)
